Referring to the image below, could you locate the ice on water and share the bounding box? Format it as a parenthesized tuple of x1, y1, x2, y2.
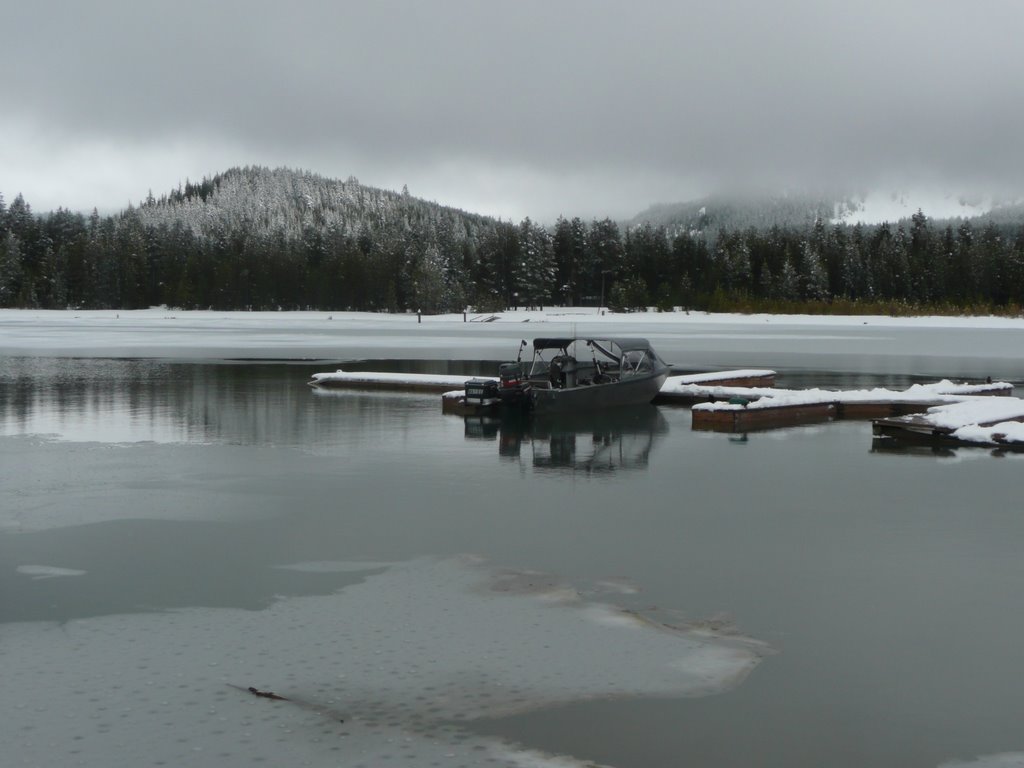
(2, 557, 764, 767)
(16, 564, 88, 579)
(939, 754, 1024, 768)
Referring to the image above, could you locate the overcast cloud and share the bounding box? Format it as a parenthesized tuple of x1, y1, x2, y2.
(3, 0, 1023, 221)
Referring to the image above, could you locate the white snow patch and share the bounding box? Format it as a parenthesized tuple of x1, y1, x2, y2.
(16, 564, 87, 579)
(924, 398, 1024, 430)
(833, 190, 995, 225)
(3, 306, 1024, 363)
(669, 369, 775, 385)
(579, 604, 648, 629)
(310, 369, 482, 388)
(691, 380, 1014, 412)
(952, 421, 1024, 445)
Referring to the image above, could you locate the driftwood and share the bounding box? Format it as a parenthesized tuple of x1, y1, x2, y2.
(247, 686, 288, 700)
(228, 683, 344, 722)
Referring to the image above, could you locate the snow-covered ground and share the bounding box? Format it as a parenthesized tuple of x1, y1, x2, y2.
(2, 308, 1023, 378)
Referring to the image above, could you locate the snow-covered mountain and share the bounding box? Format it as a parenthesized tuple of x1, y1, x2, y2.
(627, 189, 1022, 236)
(832, 191, 998, 225)
(626, 193, 851, 236)
(135, 165, 496, 241)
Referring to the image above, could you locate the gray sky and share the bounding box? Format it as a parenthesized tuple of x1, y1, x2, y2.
(3, 0, 1024, 222)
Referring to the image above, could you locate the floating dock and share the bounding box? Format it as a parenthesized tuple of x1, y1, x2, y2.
(872, 396, 1024, 450)
(310, 370, 478, 393)
(691, 379, 1014, 433)
(308, 367, 1021, 448)
(310, 368, 779, 413)
(653, 369, 776, 404)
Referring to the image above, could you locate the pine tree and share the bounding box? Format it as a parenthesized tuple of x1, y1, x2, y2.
(797, 240, 828, 300)
(585, 218, 624, 304)
(552, 217, 580, 305)
(513, 218, 555, 309)
(475, 222, 519, 310)
(950, 221, 975, 303)
(908, 209, 932, 302)
(0, 232, 24, 306)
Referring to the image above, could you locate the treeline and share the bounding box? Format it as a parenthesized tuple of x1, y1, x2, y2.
(2, 168, 1024, 314)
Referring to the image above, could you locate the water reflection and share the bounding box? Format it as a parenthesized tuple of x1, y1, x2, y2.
(464, 406, 668, 473)
(0, 357, 445, 446)
(871, 437, 1024, 460)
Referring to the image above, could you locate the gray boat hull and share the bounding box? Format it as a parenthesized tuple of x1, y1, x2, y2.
(529, 369, 669, 414)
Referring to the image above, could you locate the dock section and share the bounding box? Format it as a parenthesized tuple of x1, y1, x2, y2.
(310, 368, 779, 411)
(873, 396, 1024, 450)
(309, 367, 1021, 448)
(653, 369, 776, 405)
(691, 380, 1014, 433)
(309, 370, 480, 393)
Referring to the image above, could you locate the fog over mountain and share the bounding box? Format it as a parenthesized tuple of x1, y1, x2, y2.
(2, 1, 1023, 222)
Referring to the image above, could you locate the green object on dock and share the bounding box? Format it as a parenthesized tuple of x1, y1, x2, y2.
(728, 396, 750, 406)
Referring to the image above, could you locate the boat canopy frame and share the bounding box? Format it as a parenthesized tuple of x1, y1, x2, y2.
(531, 337, 657, 354)
(522, 337, 666, 385)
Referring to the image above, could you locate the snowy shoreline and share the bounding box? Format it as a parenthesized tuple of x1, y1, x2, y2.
(2, 306, 1024, 329)
(2, 308, 1023, 379)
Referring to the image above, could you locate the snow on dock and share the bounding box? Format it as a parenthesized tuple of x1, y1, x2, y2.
(309, 366, 1022, 447)
(692, 379, 1014, 432)
(309, 370, 486, 392)
(873, 395, 1024, 449)
(654, 369, 776, 404)
(311, 368, 776, 397)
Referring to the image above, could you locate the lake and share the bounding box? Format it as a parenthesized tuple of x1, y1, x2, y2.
(1, 312, 1023, 767)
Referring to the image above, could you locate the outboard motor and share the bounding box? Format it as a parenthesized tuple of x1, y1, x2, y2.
(497, 361, 532, 408)
(499, 361, 524, 389)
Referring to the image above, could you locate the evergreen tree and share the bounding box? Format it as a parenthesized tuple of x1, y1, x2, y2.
(552, 216, 588, 305)
(974, 222, 1007, 304)
(476, 221, 519, 310)
(796, 240, 828, 300)
(907, 209, 932, 302)
(624, 222, 670, 305)
(774, 258, 799, 301)
(513, 218, 555, 309)
(0, 232, 23, 306)
(585, 218, 624, 305)
(950, 221, 975, 303)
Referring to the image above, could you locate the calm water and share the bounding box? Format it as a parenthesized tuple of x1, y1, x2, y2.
(2, 357, 1023, 767)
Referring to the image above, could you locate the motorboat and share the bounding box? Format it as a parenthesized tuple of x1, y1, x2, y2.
(470, 337, 670, 414)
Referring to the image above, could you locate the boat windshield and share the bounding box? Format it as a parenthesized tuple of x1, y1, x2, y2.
(621, 349, 654, 376)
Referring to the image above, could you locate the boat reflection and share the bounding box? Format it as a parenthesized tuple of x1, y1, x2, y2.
(464, 405, 668, 473)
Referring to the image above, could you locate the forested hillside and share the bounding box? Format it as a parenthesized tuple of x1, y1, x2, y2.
(627, 193, 860, 237)
(2, 167, 1023, 314)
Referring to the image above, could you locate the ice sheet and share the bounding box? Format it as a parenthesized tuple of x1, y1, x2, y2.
(16, 564, 87, 579)
(1, 557, 765, 767)
(939, 754, 1024, 768)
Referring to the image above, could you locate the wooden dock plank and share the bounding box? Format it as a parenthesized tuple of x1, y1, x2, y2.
(691, 402, 836, 432)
